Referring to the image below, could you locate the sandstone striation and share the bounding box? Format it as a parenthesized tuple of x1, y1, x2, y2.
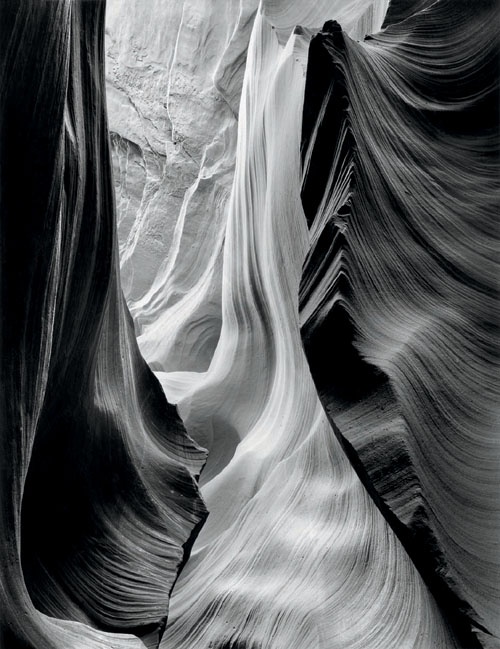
(0, 2, 206, 647)
(300, 3, 499, 644)
(2, 1, 498, 648)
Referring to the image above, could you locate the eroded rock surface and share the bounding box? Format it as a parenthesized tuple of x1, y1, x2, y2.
(0, 2, 206, 648)
(300, 3, 499, 644)
(106, 0, 259, 374)
(3, 0, 498, 648)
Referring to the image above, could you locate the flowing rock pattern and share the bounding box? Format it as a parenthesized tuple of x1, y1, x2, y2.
(110, 0, 498, 647)
(0, 2, 206, 648)
(2, 0, 498, 648)
(299, 2, 499, 644)
(104, 3, 484, 647)
(161, 8, 463, 648)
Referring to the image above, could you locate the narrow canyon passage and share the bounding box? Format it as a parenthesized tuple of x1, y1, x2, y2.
(0, 1, 498, 648)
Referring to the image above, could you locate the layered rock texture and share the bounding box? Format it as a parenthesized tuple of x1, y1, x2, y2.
(299, 3, 499, 644)
(0, 2, 206, 648)
(1, 0, 498, 648)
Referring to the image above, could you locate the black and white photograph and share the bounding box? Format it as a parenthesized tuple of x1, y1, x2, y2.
(0, 1, 498, 648)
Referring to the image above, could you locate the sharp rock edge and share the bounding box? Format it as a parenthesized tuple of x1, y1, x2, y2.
(0, 2, 207, 648)
(300, 0, 499, 646)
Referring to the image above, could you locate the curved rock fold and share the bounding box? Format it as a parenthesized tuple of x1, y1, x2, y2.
(0, 2, 206, 648)
(1, 0, 498, 648)
(300, 3, 499, 644)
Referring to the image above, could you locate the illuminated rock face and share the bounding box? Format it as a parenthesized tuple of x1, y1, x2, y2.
(2, 1, 498, 649)
(105, 0, 259, 374)
(161, 9, 462, 649)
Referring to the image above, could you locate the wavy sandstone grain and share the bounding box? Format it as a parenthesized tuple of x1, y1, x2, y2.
(300, 2, 499, 644)
(0, 2, 206, 648)
(1, 1, 498, 648)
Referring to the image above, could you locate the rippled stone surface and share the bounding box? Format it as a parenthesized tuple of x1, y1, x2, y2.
(161, 8, 466, 648)
(0, 2, 206, 648)
(2, 0, 498, 648)
(300, 3, 499, 643)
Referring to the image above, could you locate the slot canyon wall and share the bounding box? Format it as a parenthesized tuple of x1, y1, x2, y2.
(0, 2, 206, 648)
(0, 1, 498, 648)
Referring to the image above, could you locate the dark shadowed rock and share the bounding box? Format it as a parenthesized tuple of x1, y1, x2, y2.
(0, 2, 206, 647)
